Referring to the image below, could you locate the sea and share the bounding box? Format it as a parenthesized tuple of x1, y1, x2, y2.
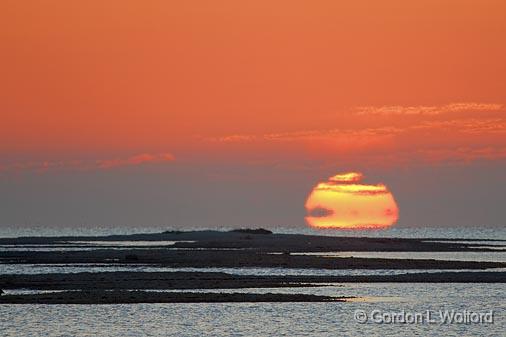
(0, 225, 504, 336)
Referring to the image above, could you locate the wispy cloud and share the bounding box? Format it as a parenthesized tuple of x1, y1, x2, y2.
(206, 127, 403, 144)
(354, 102, 503, 116)
(413, 118, 506, 134)
(96, 153, 175, 169)
(200, 101, 506, 167)
(328, 172, 364, 183)
(0, 153, 175, 174)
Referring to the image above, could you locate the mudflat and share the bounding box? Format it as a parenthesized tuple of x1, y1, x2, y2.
(1, 230, 504, 304)
(0, 290, 345, 304)
(1, 271, 505, 292)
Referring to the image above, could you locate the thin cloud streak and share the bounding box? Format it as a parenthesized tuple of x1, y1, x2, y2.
(355, 102, 503, 116)
(0, 153, 175, 174)
(201, 102, 506, 167)
(97, 153, 175, 169)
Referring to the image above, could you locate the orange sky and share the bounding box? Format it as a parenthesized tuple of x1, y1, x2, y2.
(1, 1, 505, 227)
(1, 0, 506, 160)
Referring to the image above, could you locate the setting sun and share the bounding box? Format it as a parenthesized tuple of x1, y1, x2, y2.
(305, 172, 399, 229)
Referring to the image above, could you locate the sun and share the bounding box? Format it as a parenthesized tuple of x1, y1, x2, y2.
(305, 172, 399, 230)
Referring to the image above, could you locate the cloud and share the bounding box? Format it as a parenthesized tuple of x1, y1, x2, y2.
(414, 118, 506, 134)
(213, 135, 257, 142)
(96, 153, 175, 169)
(206, 127, 403, 144)
(314, 182, 390, 196)
(307, 206, 334, 217)
(328, 172, 363, 183)
(0, 152, 175, 174)
(200, 103, 506, 167)
(354, 102, 503, 116)
(313, 173, 390, 196)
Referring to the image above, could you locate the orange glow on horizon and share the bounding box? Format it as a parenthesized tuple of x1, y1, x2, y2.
(305, 172, 399, 230)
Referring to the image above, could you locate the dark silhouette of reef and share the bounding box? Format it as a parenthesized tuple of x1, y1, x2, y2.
(0, 229, 504, 304)
(229, 228, 273, 235)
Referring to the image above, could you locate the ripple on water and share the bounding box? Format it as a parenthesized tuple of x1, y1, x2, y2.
(1, 263, 503, 276)
(0, 283, 504, 337)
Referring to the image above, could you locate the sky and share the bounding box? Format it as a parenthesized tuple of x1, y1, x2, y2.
(1, 1, 505, 229)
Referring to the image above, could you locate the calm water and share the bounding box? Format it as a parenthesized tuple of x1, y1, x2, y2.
(0, 225, 505, 240)
(1, 226, 504, 336)
(292, 251, 506, 263)
(0, 283, 503, 336)
(4, 263, 504, 276)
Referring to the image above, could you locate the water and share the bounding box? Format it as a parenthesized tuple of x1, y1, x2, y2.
(0, 226, 171, 238)
(291, 251, 506, 263)
(0, 225, 504, 336)
(3, 263, 503, 276)
(0, 241, 196, 252)
(0, 225, 505, 240)
(0, 283, 503, 336)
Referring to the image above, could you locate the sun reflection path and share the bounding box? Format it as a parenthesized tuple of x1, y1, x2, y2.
(305, 172, 399, 230)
